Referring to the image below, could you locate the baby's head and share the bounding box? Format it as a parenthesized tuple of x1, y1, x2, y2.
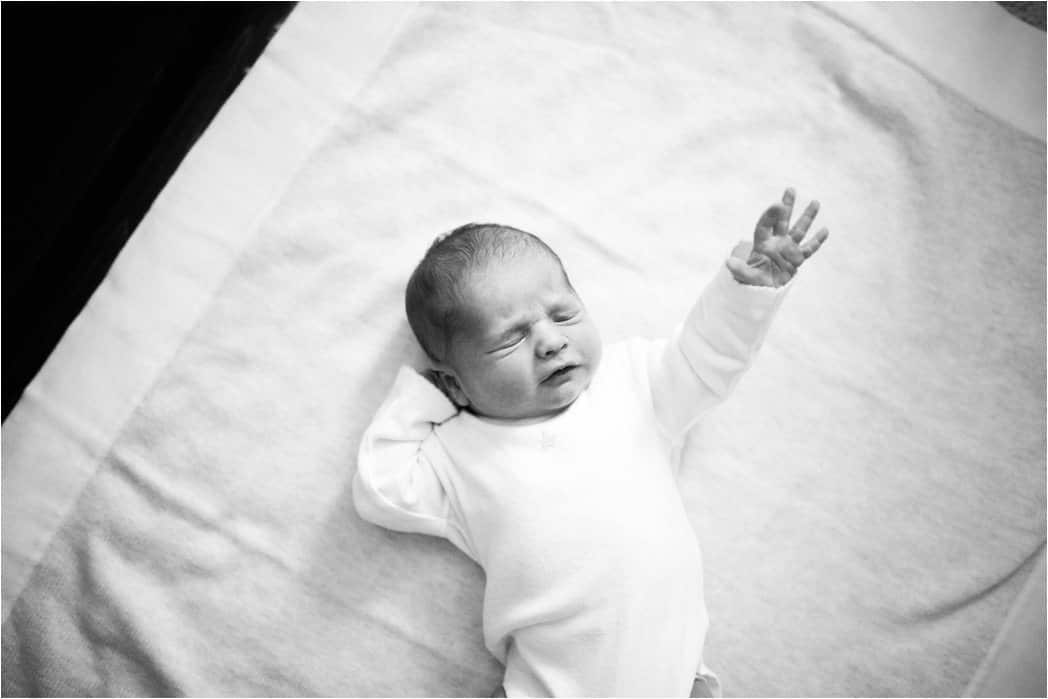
(406, 223, 602, 421)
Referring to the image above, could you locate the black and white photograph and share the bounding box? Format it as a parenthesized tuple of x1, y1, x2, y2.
(3, 1, 1045, 696)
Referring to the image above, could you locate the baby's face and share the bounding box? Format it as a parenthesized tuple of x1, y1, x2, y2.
(443, 252, 602, 421)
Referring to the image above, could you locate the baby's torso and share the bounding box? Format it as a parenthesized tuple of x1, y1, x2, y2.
(430, 342, 706, 694)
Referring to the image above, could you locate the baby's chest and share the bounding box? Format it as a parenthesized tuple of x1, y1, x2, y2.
(470, 422, 695, 590)
(506, 401, 666, 483)
(467, 415, 675, 532)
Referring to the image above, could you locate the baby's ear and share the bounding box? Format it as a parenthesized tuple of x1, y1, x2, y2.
(433, 368, 470, 408)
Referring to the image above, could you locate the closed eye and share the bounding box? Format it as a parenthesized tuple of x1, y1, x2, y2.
(503, 334, 526, 349)
(488, 333, 526, 354)
(553, 310, 580, 323)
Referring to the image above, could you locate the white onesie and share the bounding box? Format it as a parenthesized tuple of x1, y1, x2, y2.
(353, 264, 788, 696)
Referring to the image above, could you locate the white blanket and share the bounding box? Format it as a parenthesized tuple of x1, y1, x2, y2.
(3, 3, 1044, 696)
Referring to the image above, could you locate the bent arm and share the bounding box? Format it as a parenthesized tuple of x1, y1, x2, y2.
(649, 259, 790, 440)
(353, 366, 460, 540)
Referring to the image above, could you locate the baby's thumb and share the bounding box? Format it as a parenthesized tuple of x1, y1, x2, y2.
(731, 240, 752, 259)
(725, 255, 762, 286)
(725, 256, 748, 278)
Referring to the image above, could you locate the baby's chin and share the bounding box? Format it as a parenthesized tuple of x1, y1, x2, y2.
(530, 367, 591, 417)
(472, 362, 598, 422)
(474, 382, 586, 423)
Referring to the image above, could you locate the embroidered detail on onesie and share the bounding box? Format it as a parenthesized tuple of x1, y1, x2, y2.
(540, 432, 556, 449)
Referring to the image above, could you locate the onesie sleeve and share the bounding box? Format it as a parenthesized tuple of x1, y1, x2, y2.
(352, 366, 464, 546)
(648, 259, 790, 440)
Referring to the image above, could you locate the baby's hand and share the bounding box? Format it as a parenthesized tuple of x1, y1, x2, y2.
(726, 188, 829, 287)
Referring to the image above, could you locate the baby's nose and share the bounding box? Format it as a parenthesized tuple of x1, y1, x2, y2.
(534, 323, 568, 358)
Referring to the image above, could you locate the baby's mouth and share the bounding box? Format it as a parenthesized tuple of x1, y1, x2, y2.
(542, 364, 578, 384)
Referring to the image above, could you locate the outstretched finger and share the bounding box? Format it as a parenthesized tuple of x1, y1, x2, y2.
(774, 209, 788, 238)
(781, 188, 796, 234)
(790, 200, 820, 243)
(800, 227, 829, 258)
(754, 203, 786, 246)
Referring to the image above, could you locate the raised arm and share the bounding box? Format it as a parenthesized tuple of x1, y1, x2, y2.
(649, 188, 828, 439)
(352, 366, 463, 545)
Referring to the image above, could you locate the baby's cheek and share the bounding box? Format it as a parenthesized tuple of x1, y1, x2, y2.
(490, 362, 535, 399)
(581, 326, 603, 365)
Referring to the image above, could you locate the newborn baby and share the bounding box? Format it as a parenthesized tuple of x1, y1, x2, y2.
(353, 189, 828, 696)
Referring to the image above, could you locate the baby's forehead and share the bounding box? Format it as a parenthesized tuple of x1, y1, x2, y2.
(469, 252, 571, 296)
(455, 254, 576, 326)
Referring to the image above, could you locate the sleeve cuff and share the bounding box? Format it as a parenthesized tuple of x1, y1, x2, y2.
(717, 258, 792, 304)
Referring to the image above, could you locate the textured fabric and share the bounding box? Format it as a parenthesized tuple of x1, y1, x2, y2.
(2, 3, 1044, 697)
(354, 265, 786, 695)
